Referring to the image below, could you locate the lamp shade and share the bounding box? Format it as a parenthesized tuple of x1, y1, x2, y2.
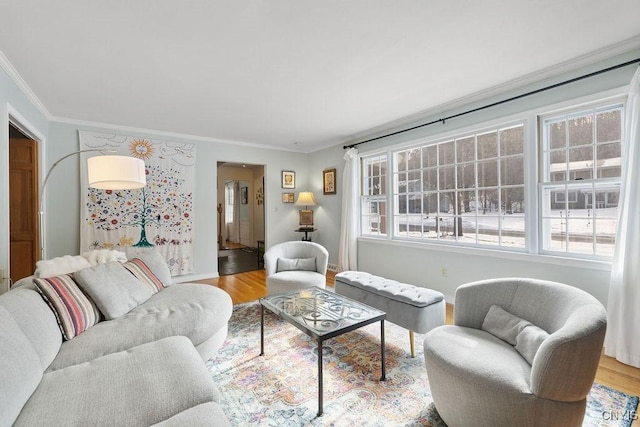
(295, 191, 317, 206)
(87, 155, 146, 190)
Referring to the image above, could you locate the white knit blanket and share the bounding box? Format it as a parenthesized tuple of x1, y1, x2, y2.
(33, 249, 128, 278)
(81, 249, 128, 266)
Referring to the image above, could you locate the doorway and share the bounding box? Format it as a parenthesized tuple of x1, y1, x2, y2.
(217, 162, 265, 275)
(8, 123, 39, 283)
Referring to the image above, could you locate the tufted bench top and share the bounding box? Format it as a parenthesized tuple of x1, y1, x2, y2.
(335, 271, 444, 308)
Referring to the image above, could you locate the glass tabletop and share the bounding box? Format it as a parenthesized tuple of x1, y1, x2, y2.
(260, 287, 385, 339)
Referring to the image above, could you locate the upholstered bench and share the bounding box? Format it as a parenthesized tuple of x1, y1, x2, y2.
(335, 271, 445, 357)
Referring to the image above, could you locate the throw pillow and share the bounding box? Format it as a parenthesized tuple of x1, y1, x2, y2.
(276, 257, 316, 272)
(481, 304, 534, 345)
(123, 258, 165, 293)
(514, 324, 550, 365)
(33, 274, 101, 340)
(74, 262, 154, 320)
(128, 250, 173, 287)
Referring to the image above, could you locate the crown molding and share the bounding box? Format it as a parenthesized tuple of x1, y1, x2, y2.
(346, 35, 640, 146)
(0, 50, 52, 120)
(50, 115, 306, 153)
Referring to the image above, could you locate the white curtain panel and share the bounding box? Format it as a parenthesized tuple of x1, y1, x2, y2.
(604, 66, 640, 368)
(338, 148, 359, 272)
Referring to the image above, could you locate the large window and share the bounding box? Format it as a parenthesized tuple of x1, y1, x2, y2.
(361, 154, 387, 236)
(540, 102, 622, 256)
(392, 123, 525, 248)
(359, 95, 625, 260)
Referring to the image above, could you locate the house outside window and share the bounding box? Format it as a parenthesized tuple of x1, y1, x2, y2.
(392, 123, 526, 248)
(540, 102, 623, 257)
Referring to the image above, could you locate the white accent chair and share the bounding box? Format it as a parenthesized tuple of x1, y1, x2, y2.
(264, 241, 329, 295)
(423, 278, 607, 427)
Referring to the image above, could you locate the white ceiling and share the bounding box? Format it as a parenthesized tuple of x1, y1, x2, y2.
(1, 1, 639, 153)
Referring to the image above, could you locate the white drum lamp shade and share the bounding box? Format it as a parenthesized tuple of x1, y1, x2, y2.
(87, 155, 146, 189)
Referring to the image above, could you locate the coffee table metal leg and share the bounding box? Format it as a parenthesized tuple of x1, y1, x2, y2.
(260, 304, 265, 356)
(317, 338, 323, 416)
(380, 319, 386, 381)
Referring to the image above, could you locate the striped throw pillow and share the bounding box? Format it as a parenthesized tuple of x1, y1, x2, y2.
(33, 274, 102, 340)
(123, 258, 165, 294)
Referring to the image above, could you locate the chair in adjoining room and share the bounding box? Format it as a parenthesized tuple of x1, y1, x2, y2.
(423, 278, 607, 427)
(264, 241, 329, 295)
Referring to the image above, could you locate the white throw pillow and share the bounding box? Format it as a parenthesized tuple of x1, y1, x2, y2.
(481, 304, 530, 345)
(276, 257, 316, 272)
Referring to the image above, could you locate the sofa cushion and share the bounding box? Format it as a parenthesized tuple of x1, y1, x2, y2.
(0, 288, 62, 368)
(151, 402, 232, 426)
(47, 284, 233, 371)
(0, 305, 46, 425)
(123, 257, 165, 293)
(74, 261, 154, 320)
(14, 336, 218, 426)
(276, 257, 316, 272)
(33, 274, 102, 340)
(424, 325, 532, 393)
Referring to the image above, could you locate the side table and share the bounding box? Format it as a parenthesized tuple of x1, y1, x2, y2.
(294, 227, 316, 242)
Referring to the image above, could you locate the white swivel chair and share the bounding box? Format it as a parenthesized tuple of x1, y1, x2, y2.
(264, 241, 329, 295)
(423, 278, 607, 427)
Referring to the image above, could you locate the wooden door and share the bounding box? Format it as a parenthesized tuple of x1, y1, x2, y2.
(9, 137, 39, 283)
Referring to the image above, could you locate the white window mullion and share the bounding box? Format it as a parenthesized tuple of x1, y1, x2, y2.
(527, 116, 539, 254)
(386, 150, 393, 240)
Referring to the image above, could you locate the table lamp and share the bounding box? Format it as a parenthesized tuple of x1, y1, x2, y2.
(295, 191, 317, 229)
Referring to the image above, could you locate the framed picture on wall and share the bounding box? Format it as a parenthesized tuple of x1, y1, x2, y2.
(241, 187, 248, 204)
(299, 209, 313, 226)
(282, 170, 295, 189)
(323, 168, 336, 195)
(282, 192, 294, 203)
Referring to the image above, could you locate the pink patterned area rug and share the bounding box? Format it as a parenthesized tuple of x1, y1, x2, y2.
(207, 301, 639, 427)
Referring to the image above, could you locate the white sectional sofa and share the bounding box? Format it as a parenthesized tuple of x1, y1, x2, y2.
(0, 251, 233, 426)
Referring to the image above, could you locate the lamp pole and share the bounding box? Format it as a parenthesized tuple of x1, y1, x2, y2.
(38, 149, 116, 260)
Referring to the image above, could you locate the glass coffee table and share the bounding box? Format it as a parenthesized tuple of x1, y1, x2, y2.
(260, 287, 386, 416)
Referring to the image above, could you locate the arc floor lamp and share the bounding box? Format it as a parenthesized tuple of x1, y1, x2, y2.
(39, 150, 146, 260)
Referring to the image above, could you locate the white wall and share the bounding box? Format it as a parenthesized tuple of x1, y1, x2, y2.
(308, 144, 345, 267)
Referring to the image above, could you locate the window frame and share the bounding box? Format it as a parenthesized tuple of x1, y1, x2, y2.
(389, 121, 527, 250)
(538, 99, 624, 259)
(357, 87, 627, 264)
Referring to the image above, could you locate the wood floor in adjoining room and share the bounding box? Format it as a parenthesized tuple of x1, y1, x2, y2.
(196, 269, 640, 423)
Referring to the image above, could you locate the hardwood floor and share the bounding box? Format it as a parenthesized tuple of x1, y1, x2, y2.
(195, 269, 640, 421)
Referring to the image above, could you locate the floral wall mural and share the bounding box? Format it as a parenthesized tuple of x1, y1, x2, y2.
(79, 131, 195, 275)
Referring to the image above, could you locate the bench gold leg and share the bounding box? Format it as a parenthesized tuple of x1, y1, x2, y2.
(410, 330, 415, 358)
